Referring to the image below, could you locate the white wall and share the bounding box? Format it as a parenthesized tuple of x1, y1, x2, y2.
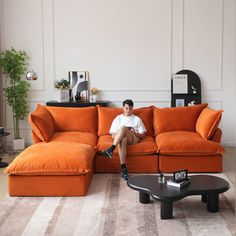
(0, 0, 235, 146)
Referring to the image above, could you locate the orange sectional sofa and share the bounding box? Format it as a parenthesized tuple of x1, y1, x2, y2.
(5, 103, 224, 196)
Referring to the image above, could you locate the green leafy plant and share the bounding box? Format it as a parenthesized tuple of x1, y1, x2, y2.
(0, 47, 30, 139)
(54, 79, 70, 90)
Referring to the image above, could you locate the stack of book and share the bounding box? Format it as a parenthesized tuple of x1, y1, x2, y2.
(167, 178, 191, 188)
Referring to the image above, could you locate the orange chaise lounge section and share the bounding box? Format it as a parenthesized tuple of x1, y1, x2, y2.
(5, 103, 224, 196)
(6, 106, 98, 196)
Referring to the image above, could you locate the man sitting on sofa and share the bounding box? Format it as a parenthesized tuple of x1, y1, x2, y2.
(101, 99, 146, 180)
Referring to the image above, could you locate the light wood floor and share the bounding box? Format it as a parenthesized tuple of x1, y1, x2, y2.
(0, 147, 235, 198)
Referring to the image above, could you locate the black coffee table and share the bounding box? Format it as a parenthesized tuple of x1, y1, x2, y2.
(127, 175, 229, 220)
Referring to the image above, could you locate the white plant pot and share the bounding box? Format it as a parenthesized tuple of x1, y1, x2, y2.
(13, 138, 25, 150)
(56, 89, 69, 102)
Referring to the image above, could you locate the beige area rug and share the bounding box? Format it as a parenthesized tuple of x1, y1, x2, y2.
(0, 174, 235, 236)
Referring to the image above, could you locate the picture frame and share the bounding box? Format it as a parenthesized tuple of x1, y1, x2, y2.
(172, 74, 188, 94)
(175, 99, 185, 107)
(68, 71, 89, 101)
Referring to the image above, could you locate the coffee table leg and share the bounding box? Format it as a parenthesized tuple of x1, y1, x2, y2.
(207, 194, 219, 212)
(161, 201, 173, 219)
(201, 194, 207, 203)
(139, 192, 150, 204)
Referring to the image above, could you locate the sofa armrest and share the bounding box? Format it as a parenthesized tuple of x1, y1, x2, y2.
(210, 128, 222, 143)
(32, 131, 43, 144)
(29, 104, 54, 142)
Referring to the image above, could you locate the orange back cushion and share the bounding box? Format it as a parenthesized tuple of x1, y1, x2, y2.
(29, 104, 54, 142)
(196, 107, 223, 140)
(98, 106, 154, 136)
(46, 106, 97, 134)
(153, 103, 208, 135)
(98, 107, 122, 136)
(132, 107, 154, 136)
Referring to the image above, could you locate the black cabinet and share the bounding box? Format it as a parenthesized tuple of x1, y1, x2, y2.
(46, 100, 109, 107)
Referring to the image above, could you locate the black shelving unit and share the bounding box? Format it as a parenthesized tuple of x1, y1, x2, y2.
(171, 70, 201, 107)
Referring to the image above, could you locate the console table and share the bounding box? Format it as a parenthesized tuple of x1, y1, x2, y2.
(46, 100, 109, 107)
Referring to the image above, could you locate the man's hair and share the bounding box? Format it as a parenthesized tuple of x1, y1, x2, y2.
(123, 99, 134, 107)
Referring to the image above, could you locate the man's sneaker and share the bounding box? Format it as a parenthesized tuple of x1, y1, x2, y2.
(121, 168, 129, 181)
(101, 147, 113, 159)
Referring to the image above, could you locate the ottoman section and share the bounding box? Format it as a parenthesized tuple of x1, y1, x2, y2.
(5, 142, 95, 196)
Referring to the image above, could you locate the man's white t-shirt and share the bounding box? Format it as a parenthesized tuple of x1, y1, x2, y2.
(109, 114, 147, 134)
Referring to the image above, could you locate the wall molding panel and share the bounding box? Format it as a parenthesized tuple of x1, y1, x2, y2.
(182, 0, 224, 91)
(1, 0, 45, 91)
(53, 0, 173, 91)
(0, 0, 235, 146)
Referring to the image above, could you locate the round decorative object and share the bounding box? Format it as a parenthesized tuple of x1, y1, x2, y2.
(90, 94, 97, 102)
(75, 92, 81, 101)
(26, 70, 38, 80)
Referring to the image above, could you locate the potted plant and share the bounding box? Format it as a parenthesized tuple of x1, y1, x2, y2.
(0, 47, 30, 150)
(54, 79, 70, 102)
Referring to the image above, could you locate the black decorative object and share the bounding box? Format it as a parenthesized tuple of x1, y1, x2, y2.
(173, 169, 188, 183)
(171, 70, 201, 107)
(74, 92, 80, 101)
(158, 173, 165, 184)
(69, 89, 73, 101)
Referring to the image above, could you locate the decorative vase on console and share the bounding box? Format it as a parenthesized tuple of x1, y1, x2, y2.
(54, 79, 70, 102)
(90, 87, 98, 102)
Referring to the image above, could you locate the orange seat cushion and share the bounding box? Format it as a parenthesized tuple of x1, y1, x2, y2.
(156, 131, 224, 155)
(196, 107, 223, 140)
(5, 142, 95, 175)
(97, 106, 154, 136)
(46, 106, 97, 134)
(50, 132, 97, 147)
(97, 135, 157, 155)
(153, 103, 208, 135)
(29, 104, 54, 142)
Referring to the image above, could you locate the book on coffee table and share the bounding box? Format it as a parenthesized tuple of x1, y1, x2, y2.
(167, 178, 191, 188)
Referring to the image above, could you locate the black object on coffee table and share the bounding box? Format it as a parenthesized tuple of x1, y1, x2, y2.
(127, 175, 229, 220)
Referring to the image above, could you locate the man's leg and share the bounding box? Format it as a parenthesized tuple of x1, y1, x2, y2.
(118, 136, 127, 165)
(118, 137, 129, 180)
(113, 126, 129, 146)
(101, 126, 130, 158)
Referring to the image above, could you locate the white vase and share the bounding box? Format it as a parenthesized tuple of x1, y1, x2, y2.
(13, 138, 25, 150)
(56, 89, 69, 102)
(90, 94, 97, 102)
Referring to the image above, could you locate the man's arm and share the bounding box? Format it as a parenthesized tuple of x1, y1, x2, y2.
(135, 117, 147, 139)
(130, 128, 146, 139)
(109, 116, 119, 135)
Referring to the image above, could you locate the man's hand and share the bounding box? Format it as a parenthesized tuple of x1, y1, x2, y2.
(134, 131, 146, 139)
(130, 128, 135, 132)
(127, 127, 146, 139)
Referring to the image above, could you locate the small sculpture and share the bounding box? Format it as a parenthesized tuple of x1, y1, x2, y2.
(75, 92, 80, 102)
